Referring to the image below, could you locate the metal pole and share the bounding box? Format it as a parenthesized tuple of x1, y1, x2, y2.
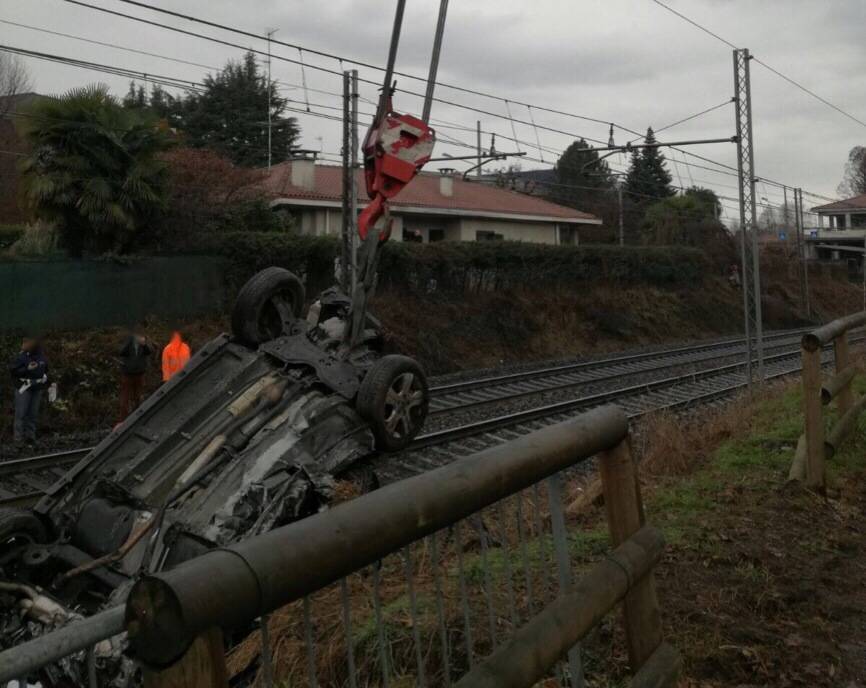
(350, 69, 359, 296)
(744, 50, 764, 382)
(476, 120, 482, 178)
(733, 48, 764, 385)
(618, 183, 624, 246)
(797, 188, 810, 318)
(267, 29, 276, 170)
(422, 0, 449, 122)
(341, 71, 351, 293)
(126, 406, 630, 666)
(376, 0, 406, 121)
(0, 607, 125, 684)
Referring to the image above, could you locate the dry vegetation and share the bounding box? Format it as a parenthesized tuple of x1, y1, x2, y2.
(223, 378, 866, 687)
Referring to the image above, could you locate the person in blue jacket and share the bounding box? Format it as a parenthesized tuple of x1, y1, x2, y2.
(8, 335, 49, 444)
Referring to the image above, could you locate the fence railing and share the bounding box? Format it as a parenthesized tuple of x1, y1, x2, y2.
(0, 405, 679, 688)
(789, 312, 866, 488)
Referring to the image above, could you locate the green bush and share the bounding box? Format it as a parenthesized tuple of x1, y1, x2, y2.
(207, 199, 293, 234)
(376, 241, 708, 293)
(0, 224, 26, 250)
(179, 232, 710, 297)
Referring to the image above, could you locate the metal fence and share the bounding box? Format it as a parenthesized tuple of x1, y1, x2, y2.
(0, 257, 226, 332)
(0, 405, 678, 687)
(789, 311, 866, 488)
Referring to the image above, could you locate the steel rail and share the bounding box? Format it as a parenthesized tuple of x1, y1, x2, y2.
(0, 447, 92, 478)
(427, 330, 818, 415)
(429, 327, 809, 396)
(409, 336, 864, 452)
(2, 328, 812, 481)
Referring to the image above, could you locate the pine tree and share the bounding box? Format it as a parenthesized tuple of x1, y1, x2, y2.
(122, 52, 300, 167)
(625, 127, 675, 205)
(552, 138, 614, 211)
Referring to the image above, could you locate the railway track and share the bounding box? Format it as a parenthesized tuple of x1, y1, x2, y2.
(0, 448, 91, 508)
(427, 327, 812, 415)
(0, 328, 850, 506)
(376, 337, 860, 483)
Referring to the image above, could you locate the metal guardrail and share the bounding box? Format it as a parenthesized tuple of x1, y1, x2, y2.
(790, 312, 866, 487)
(0, 405, 679, 687)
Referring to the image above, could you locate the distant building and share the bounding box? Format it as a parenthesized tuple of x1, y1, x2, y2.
(261, 157, 601, 245)
(806, 193, 866, 261)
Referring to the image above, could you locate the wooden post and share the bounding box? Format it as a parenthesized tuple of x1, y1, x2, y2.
(834, 333, 854, 415)
(802, 347, 826, 489)
(599, 438, 663, 670)
(142, 628, 229, 688)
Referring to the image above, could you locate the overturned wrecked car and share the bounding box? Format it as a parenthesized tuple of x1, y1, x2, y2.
(0, 267, 429, 685)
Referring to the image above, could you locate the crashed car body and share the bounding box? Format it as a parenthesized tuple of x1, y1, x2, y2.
(0, 267, 429, 684)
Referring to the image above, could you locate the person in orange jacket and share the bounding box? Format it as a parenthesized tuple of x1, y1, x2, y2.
(161, 331, 191, 382)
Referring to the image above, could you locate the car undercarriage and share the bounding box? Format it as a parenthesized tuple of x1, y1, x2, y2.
(0, 268, 430, 686)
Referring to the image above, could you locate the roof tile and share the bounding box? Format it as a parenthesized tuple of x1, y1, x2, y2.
(262, 162, 598, 222)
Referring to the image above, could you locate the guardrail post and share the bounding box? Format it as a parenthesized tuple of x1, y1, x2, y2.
(599, 438, 663, 670)
(141, 628, 228, 688)
(802, 346, 825, 489)
(833, 332, 854, 415)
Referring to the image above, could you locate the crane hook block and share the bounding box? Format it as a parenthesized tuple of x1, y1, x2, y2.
(358, 108, 435, 241)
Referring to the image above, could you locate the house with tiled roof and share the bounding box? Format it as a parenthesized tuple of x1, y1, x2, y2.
(262, 156, 601, 245)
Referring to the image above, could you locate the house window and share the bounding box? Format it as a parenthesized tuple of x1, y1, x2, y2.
(429, 228, 445, 242)
(402, 228, 424, 243)
(851, 214, 866, 229)
(559, 226, 578, 246)
(476, 230, 503, 241)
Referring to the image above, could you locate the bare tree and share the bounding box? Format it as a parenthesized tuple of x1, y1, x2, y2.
(0, 53, 32, 119)
(838, 146, 866, 198)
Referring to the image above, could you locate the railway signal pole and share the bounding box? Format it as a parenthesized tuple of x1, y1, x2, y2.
(733, 48, 764, 386)
(341, 69, 360, 294)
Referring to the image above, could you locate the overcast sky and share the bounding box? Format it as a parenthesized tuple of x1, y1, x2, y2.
(4, 0, 866, 221)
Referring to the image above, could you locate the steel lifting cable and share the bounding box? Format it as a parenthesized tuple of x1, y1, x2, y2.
(670, 151, 684, 190)
(297, 47, 311, 112)
(503, 99, 521, 153)
(682, 149, 696, 188)
(526, 104, 545, 164)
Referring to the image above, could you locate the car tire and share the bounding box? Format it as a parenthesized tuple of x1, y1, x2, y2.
(0, 508, 46, 547)
(357, 355, 429, 452)
(232, 267, 305, 346)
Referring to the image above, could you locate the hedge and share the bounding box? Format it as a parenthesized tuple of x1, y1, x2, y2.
(180, 232, 711, 296)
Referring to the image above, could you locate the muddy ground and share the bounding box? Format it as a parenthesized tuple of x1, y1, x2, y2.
(586, 381, 866, 687)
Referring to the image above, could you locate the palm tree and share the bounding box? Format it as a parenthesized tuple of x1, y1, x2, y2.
(18, 84, 172, 256)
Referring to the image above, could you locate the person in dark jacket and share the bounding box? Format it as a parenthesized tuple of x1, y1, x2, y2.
(118, 325, 153, 422)
(9, 336, 49, 444)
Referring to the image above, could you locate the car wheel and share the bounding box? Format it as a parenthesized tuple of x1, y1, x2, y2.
(357, 355, 429, 452)
(232, 267, 305, 346)
(0, 508, 46, 549)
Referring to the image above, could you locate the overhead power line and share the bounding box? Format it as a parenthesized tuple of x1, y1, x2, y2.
(59, 0, 617, 147)
(61, 0, 774, 183)
(649, 0, 866, 130)
(10, 8, 839, 203)
(106, 0, 639, 133)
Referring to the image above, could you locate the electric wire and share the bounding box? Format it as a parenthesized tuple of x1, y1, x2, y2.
(649, 0, 866, 129)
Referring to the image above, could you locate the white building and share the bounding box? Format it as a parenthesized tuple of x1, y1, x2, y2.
(262, 158, 601, 245)
(807, 193, 866, 261)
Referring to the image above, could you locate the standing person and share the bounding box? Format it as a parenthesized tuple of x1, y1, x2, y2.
(8, 336, 48, 444)
(118, 325, 153, 422)
(161, 330, 191, 382)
